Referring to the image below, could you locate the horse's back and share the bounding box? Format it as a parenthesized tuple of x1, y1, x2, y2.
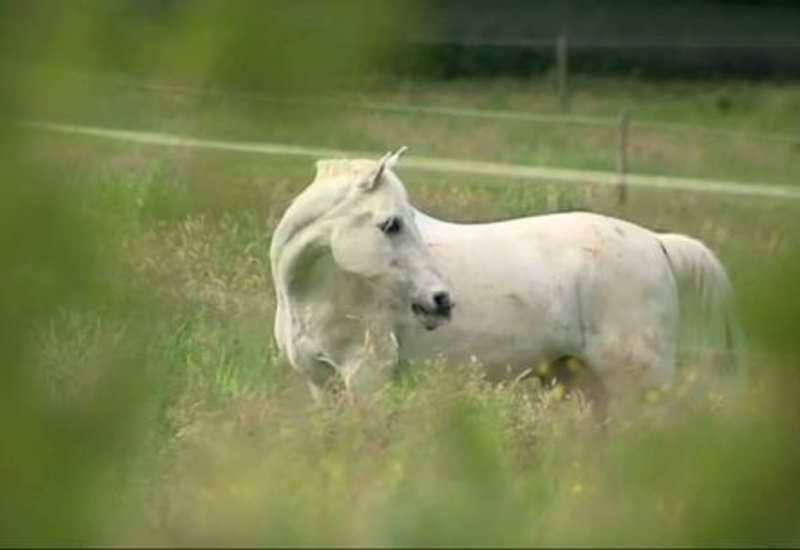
(416, 210, 667, 275)
(418, 209, 656, 241)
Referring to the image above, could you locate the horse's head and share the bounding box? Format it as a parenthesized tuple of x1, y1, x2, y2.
(325, 147, 453, 330)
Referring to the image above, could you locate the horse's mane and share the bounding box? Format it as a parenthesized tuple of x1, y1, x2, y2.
(314, 158, 376, 181)
(271, 159, 375, 255)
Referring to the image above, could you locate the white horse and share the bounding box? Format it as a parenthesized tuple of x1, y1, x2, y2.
(270, 148, 453, 401)
(270, 147, 745, 403)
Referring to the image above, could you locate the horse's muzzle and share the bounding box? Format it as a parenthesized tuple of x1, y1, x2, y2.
(411, 290, 454, 330)
(432, 291, 453, 316)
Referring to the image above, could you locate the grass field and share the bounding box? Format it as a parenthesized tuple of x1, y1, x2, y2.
(3, 76, 800, 546)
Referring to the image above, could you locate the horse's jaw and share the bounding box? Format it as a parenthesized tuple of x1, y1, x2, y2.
(411, 303, 452, 331)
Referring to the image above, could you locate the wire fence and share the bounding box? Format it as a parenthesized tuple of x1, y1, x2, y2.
(28, 121, 800, 202)
(18, 63, 800, 203)
(97, 72, 800, 204)
(26, 63, 799, 146)
(110, 78, 800, 145)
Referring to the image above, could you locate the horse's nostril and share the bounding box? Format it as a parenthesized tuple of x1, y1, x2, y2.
(433, 291, 452, 312)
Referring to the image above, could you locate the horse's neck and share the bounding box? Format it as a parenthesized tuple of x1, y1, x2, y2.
(413, 208, 461, 239)
(414, 208, 439, 225)
(419, 206, 469, 225)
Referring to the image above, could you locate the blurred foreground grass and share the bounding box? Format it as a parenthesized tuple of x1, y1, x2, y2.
(2, 1, 800, 546)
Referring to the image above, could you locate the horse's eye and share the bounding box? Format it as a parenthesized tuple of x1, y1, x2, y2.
(378, 216, 402, 235)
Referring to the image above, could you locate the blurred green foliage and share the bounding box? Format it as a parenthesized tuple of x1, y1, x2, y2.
(0, 1, 412, 544)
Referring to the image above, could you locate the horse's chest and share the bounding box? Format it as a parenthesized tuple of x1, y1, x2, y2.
(289, 298, 397, 368)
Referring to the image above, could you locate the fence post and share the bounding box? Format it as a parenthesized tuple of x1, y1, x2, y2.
(557, 31, 569, 113)
(617, 108, 630, 204)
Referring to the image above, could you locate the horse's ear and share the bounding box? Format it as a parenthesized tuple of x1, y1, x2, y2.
(361, 146, 409, 191)
(386, 145, 408, 170)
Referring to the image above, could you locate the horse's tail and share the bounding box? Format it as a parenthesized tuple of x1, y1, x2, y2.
(657, 233, 747, 387)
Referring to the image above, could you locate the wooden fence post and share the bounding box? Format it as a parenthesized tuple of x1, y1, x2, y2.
(617, 108, 630, 204)
(557, 31, 569, 113)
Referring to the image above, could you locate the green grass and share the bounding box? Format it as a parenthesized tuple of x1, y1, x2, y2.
(4, 75, 800, 546)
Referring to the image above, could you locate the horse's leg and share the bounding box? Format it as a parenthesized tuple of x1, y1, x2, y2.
(308, 381, 329, 406)
(307, 377, 346, 407)
(342, 354, 396, 405)
(583, 323, 677, 403)
(290, 348, 343, 404)
(341, 327, 399, 404)
(577, 243, 680, 405)
(581, 286, 678, 406)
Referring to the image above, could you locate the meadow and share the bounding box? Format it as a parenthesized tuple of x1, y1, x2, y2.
(3, 77, 800, 546)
